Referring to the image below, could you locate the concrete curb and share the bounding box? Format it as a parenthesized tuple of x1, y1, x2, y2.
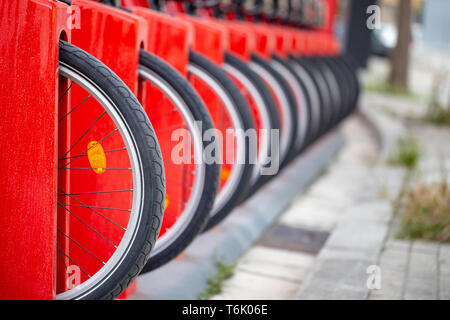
(132, 130, 345, 300)
(359, 99, 407, 162)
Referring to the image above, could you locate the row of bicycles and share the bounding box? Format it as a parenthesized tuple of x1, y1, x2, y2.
(1, 0, 359, 299)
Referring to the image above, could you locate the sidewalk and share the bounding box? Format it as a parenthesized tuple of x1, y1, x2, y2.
(366, 92, 450, 300)
(212, 113, 384, 299)
(211, 84, 450, 300)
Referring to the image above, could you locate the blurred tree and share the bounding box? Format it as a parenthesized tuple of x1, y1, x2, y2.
(389, 0, 412, 90)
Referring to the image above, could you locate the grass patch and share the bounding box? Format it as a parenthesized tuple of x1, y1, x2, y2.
(388, 136, 420, 169)
(197, 258, 236, 300)
(425, 102, 450, 126)
(397, 179, 450, 242)
(365, 81, 416, 97)
(424, 71, 450, 126)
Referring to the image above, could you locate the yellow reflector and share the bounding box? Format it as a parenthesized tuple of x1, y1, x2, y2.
(220, 168, 231, 181)
(165, 194, 169, 210)
(87, 141, 106, 174)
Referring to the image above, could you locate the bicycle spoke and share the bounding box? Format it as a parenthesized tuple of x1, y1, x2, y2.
(166, 197, 190, 206)
(58, 81, 73, 103)
(59, 167, 131, 171)
(57, 244, 71, 287)
(57, 229, 106, 265)
(146, 95, 166, 117)
(59, 203, 131, 212)
(58, 202, 117, 249)
(59, 147, 127, 161)
(61, 111, 107, 159)
(59, 128, 119, 169)
(57, 189, 133, 196)
(59, 94, 91, 122)
(148, 107, 178, 122)
(159, 144, 194, 155)
(166, 178, 193, 191)
(57, 243, 91, 278)
(58, 188, 126, 231)
(152, 123, 187, 135)
(165, 163, 196, 174)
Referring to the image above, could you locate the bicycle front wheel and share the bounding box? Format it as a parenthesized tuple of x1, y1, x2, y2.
(57, 41, 165, 300)
(138, 51, 220, 272)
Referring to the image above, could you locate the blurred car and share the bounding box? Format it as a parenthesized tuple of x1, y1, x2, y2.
(371, 23, 398, 57)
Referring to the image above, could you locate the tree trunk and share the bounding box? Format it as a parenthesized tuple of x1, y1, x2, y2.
(389, 0, 412, 90)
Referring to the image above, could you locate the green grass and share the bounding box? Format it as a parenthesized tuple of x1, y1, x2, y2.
(197, 259, 236, 300)
(424, 71, 450, 126)
(388, 136, 420, 169)
(397, 179, 450, 242)
(365, 81, 416, 97)
(425, 102, 450, 126)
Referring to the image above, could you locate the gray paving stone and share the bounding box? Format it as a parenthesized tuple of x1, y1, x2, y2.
(402, 246, 438, 300)
(409, 249, 438, 279)
(378, 243, 410, 275)
(294, 196, 391, 300)
(404, 279, 437, 300)
(369, 276, 404, 300)
(412, 240, 440, 254)
(368, 262, 407, 300)
(439, 269, 450, 300)
(278, 197, 342, 231)
(438, 243, 450, 271)
(214, 270, 299, 300)
(235, 247, 314, 282)
(296, 259, 371, 300)
(323, 202, 391, 254)
(241, 246, 315, 268)
(383, 239, 411, 252)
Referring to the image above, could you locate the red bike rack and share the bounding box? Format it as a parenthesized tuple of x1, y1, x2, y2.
(0, 0, 71, 299)
(0, 0, 342, 300)
(320, 0, 337, 34)
(125, 4, 193, 76)
(195, 5, 255, 61)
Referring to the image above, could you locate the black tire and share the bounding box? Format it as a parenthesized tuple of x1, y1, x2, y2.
(224, 53, 280, 197)
(295, 56, 333, 137)
(188, 51, 255, 231)
(336, 54, 361, 115)
(250, 54, 298, 169)
(272, 54, 312, 156)
(310, 56, 344, 128)
(58, 41, 165, 299)
(305, 57, 341, 131)
(321, 56, 353, 122)
(288, 54, 324, 147)
(138, 51, 220, 273)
